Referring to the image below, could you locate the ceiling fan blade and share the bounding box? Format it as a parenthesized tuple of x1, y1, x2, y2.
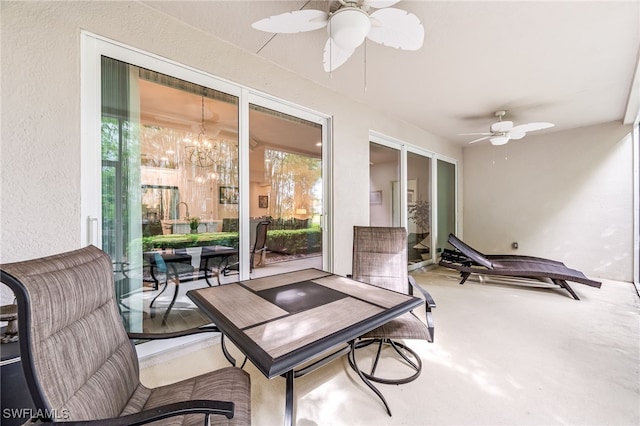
(459, 132, 492, 136)
(366, 8, 424, 50)
(364, 0, 402, 8)
(511, 122, 555, 133)
(490, 120, 513, 133)
(468, 136, 491, 144)
(252, 10, 328, 33)
(323, 38, 356, 72)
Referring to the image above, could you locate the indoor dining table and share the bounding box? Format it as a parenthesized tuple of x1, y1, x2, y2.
(144, 245, 238, 323)
(187, 268, 424, 426)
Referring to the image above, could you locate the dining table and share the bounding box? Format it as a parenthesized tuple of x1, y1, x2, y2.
(144, 245, 238, 323)
(187, 268, 424, 426)
(145, 245, 238, 286)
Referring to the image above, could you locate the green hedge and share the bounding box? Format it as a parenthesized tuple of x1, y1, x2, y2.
(266, 227, 322, 255)
(143, 227, 322, 254)
(143, 232, 239, 251)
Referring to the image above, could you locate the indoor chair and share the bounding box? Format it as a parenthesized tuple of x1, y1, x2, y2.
(147, 251, 195, 325)
(349, 226, 436, 384)
(223, 220, 270, 276)
(0, 245, 250, 425)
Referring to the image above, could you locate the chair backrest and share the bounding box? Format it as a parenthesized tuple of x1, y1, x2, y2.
(253, 220, 270, 252)
(153, 252, 168, 272)
(352, 226, 408, 294)
(293, 218, 308, 229)
(222, 217, 239, 233)
(0, 246, 140, 421)
(447, 233, 494, 269)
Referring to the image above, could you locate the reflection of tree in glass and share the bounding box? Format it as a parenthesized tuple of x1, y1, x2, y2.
(264, 149, 321, 219)
(408, 200, 431, 234)
(101, 116, 139, 258)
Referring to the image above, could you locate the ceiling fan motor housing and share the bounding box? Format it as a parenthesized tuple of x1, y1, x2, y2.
(490, 120, 513, 133)
(329, 7, 371, 49)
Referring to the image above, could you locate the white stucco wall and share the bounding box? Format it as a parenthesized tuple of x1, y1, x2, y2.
(2, 1, 633, 290)
(0, 1, 460, 281)
(463, 122, 634, 281)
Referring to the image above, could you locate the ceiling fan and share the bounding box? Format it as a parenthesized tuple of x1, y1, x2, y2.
(462, 111, 555, 145)
(251, 0, 424, 72)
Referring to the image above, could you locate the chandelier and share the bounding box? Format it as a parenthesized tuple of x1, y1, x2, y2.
(185, 96, 218, 168)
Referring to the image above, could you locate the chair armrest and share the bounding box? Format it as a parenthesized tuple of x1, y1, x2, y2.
(30, 400, 234, 425)
(408, 276, 436, 308)
(408, 275, 436, 342)
(128, 324, 219, 341)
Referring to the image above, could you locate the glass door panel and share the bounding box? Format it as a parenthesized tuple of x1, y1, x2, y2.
(407, 152, 432, 265)
(101, 56, 239, 333)
(437, 159, 457, 257)
(248, 104, 323, 275)
(369, 142, 400, 226)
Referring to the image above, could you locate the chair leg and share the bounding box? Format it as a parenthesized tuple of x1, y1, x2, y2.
(389, 340, 421, 371)
(220, 334, 237, 366)
(161, 277, 180, 325)
(369, 339, 384, 376)
(348, 341, 392, 416)
(349, 338, 423, 385)
(459, 272, 471, 285)
(220, 334, 248, 368)
(552, 279, 580, 300)
(149, 277, 169, 308)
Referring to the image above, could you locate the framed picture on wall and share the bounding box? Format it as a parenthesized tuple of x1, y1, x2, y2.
(370, 190, 382, 205)
(259, 195, 269, 208)
(219, 186, 239, 204)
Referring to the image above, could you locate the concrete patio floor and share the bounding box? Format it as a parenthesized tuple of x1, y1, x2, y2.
(139, 266, 640, 425)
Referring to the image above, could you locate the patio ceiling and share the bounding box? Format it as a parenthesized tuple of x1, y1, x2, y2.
(142, 1, 640, 147)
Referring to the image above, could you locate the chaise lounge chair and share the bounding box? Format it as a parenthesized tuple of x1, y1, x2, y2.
(439, 234, 601, 300)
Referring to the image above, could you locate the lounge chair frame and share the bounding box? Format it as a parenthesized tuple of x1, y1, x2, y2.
(439, 234, 601, 300)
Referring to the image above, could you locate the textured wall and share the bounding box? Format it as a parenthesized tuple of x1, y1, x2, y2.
(463, 122, 634, 281)
(0, 1, 459, 280)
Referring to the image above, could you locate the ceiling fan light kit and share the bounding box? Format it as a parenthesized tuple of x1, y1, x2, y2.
(330, 7, 371, 49)
(489, 135, 509, 146)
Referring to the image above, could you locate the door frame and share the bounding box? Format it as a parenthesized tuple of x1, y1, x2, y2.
(369, 131, 456, 270)
(81, 32, 333, 280)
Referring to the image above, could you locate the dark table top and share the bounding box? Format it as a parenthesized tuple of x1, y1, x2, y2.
(187, 268, 423, 378)
(145, 245, 238, 264)
(197, 245, 238, 258)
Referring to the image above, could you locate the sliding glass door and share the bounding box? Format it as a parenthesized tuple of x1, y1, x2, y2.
(436, 159, 457, 257)
(84, 35, 330, 334)
(100, 56, 240, 332)
(247, 103, 324, 276)
(406, 150, 432, 265)
(369, 142, 400, 227)
(369, 135, 438, 268)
